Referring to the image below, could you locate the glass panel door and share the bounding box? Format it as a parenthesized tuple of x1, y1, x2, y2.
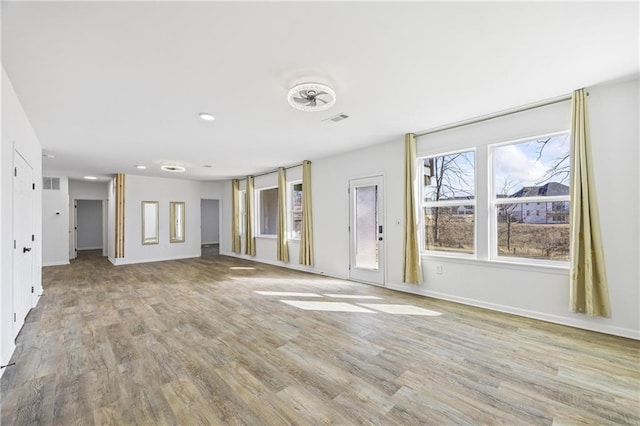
(349, 176, 385, 285)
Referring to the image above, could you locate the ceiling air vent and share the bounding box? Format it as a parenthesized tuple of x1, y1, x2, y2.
(42, 177, 60, 190)
(323, 113, 349, 123)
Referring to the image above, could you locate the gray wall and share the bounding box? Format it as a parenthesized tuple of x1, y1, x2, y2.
(76, 199, 103, 250)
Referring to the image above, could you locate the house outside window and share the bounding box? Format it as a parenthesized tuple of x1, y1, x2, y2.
(492, 132, 570, 262)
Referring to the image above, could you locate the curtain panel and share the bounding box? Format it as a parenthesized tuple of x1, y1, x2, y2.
(231, 179, 241, 253)
(245, 176, 256, 256)
(299, 160, 314, 266)
(403, 134, 422, 284)
(569, 89, 611, 317)
(277, 168, 289, 262)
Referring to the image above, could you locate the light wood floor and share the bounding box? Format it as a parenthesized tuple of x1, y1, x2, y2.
(2, 251, 639, 425)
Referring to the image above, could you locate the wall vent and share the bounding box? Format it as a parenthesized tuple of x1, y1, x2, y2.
(42, 177, 60, 190)
(323, 113, 349, 123)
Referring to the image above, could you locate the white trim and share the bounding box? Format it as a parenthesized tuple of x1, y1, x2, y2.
(494, 195, 569, 205)
(108, 253, 200, 266)
(386, 283, 639, 340)
(42, 260, 70, 267)
(76, 246, 103, 251)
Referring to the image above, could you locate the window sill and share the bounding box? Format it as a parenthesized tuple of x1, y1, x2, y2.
(421, 253, 569, 275)
(255, 235, 276, 239)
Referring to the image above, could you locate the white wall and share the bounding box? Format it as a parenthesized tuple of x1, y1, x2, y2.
(110, 175, 221, 265)
(221, 76, 640, 339)
(201, 199, 220, 244)
(41, 174, 70, 266)
(76, 200, 103, 250)
(1, 68, 43, 374)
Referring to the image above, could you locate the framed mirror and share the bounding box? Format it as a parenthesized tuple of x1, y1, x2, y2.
(170, 201, 185, 243)
(141, 201, 159, 245)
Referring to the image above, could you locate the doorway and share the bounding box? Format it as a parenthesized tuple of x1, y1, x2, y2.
(349, 175, 385, 286)
(73, 199, 104, 259)
(12, 150, 35, 336)
(201, 199, 220, 256)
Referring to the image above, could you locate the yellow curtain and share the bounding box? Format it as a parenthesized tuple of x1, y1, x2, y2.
(299, 160, 314, 265)
(569, 89, 610, 317)
(231, 179, 241, 253)
(277, 168, 290, 262)
(114, 173, 125, 258)
(244, 176, 256, 256)
(403, 134, 422, 284)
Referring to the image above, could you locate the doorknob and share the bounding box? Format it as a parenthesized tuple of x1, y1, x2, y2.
(23, 247, 31, 253)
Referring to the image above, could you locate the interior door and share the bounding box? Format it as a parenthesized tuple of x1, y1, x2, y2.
(349, 176, 385, 285)
(13, 151, 34, 336)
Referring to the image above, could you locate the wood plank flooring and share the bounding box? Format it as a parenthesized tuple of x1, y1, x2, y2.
(2, 251, 639, 425)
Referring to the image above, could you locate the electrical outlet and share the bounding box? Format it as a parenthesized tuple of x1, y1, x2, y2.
(435, 265, 443, 275)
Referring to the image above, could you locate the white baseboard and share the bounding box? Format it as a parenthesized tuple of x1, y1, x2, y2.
(220, 251, 349, 280)
(109, 254, 201, 266)
(202, 241, 219, 245)
(77, 246, 102, 251)
(386, 282, 640, 340)
(43, 260, 70, 267)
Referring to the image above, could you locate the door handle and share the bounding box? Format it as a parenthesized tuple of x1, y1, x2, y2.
(23, 247, 31, 253)
(378, 237, 383, 241)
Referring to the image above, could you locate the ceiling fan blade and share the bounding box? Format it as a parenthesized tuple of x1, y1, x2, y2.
(308, 99, 317, 107)
(314, 91, 328, 97)
(293, 97, 309, 104)
(316, 97, 329, 104)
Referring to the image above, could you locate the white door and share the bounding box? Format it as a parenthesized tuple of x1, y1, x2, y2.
(349, 176, 385, 285)
(12, 151, 34, 336)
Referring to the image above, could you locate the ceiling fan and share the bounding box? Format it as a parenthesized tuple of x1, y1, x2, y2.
(287, 82, 336, 112)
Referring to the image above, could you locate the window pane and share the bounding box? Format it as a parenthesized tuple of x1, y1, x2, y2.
(494, 134, 570, 197)
(424, 151, 475, 202)
(355, 185, 378, 269)
(291, 183, 303, 239)
(239, 191, 246, 234)
(496, 202, 570, 261)
(424, 206, 474, 254)
(259, 188, 278, 235)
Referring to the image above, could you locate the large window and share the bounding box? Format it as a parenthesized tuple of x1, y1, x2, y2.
(492, 133, 570, 262)
(290, 182, 303, 239)
(258, 187, 278, 236)
(421, 150, 475, 255)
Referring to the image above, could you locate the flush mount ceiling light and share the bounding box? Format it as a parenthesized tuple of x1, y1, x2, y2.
(135, 165, 147, 169)
(161, 163, 186, 173)
(84, 176, 97, 180)
(198, 112, 215, 121)
(287, 82, 336, 112)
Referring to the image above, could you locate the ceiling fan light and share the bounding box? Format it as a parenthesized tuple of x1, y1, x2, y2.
(287, 82, 336, 112)
(161, 163, 186, 173)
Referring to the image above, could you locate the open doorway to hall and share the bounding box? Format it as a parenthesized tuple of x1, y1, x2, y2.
(73, 199, 105, 259)
(201, 199, 220, 256)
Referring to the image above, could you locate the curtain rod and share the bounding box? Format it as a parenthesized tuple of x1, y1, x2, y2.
(414, 93, 573, 138)
(250, 162, 305, 179)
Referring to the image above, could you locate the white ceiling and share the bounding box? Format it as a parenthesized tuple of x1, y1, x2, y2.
(2, 1, 638, 181)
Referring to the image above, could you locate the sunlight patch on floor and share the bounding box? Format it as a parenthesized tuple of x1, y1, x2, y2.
(358, 304, 442, 316)
(280, 301, 377, 313)
(323, 294, 383, 300)
(255, 291, 323, 297)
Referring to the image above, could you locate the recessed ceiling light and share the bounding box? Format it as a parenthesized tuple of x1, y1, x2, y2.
(161, 164, 186, 173)
(135, 165, 147, 169)
(199, 112, 215, 121)
(84, 176, 97, 180)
